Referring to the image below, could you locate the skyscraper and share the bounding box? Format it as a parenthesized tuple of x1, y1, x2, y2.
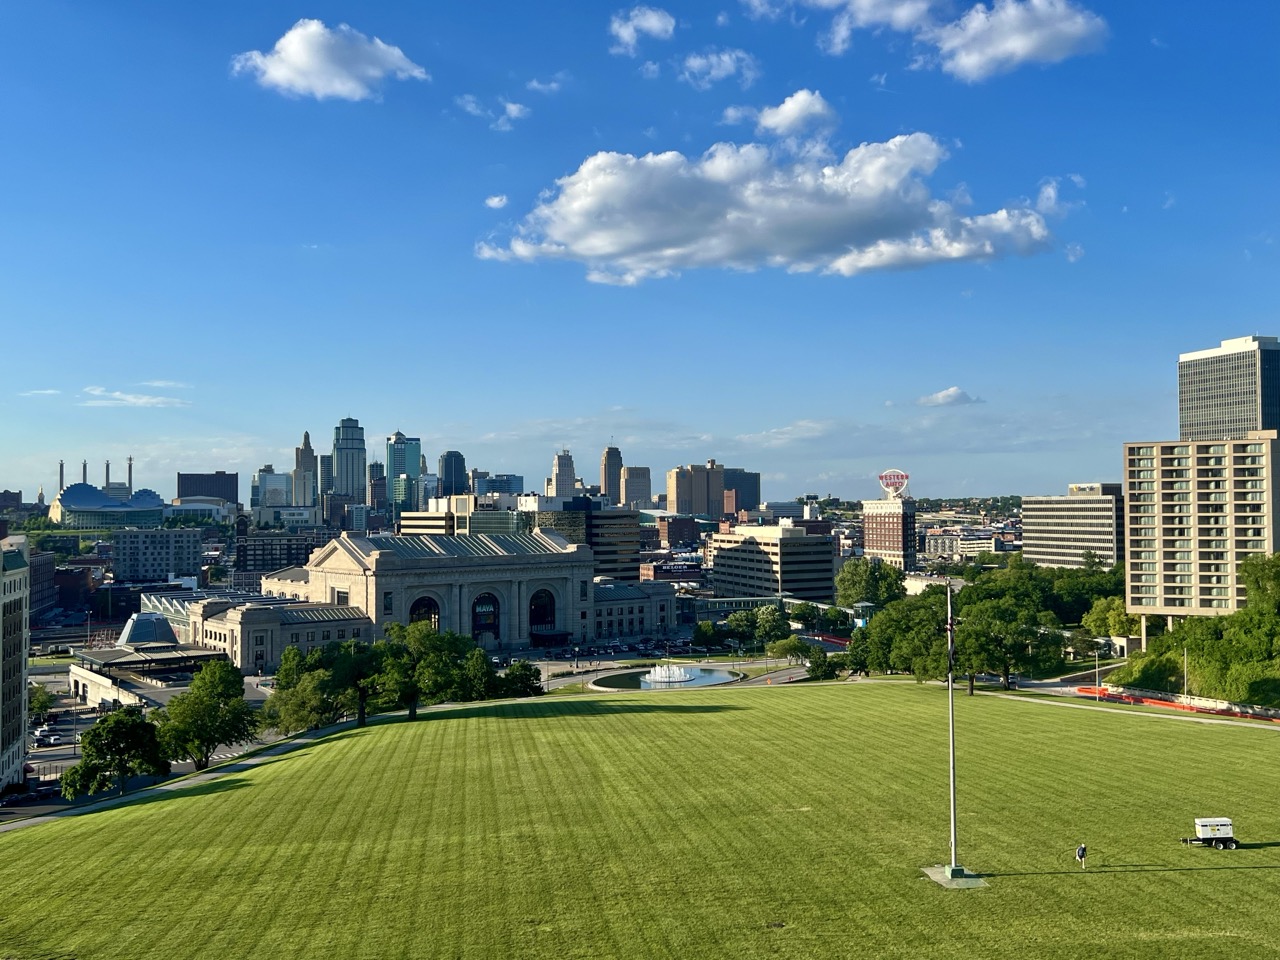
(332, 417, 367, 504)
(665, 460, 725, 516)
(550, 449, 576, 497)
(318, 455, 334, 499)
(600, 445, 623, 505)
(620, 466, 651, 510)
(1179, 336, 1280, 441)
(251, 465, 291, 508)
(438, 450, 468, 497)
(386, 432, 421, 484)
(294, 431, 317, 507)
(723, 467, 762, 512)
(367, 461, 387, 513)
(177, 471, 239, 504)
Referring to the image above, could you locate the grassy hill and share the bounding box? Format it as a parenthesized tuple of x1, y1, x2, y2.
(3, 684, 1280, 960)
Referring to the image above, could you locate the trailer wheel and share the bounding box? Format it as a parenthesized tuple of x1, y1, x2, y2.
(1213, 839, 1225, 850)
(1227, 840, 1238, 850)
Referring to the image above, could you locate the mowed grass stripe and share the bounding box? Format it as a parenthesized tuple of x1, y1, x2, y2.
(5, 684, 1280, 960)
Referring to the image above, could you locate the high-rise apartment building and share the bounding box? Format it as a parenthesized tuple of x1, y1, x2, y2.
(550, 450, 576, 498)
(620, 466, 652, 510)
(318, 455, 334, 500)
(1022, 483, 1124, 568)
(600, 446, 623, 505)
(1179, 336, 1280, 441)
(1124, 434, 1277, 619)
(438, 451, 468, 497)
(176, 471, 239, 504)
(666, 460, 725, 517)
(112, 527, 203, 581)
(1, 537, 29, 791)
(332, 418, 367, 504)
(294, 432, 317, 507)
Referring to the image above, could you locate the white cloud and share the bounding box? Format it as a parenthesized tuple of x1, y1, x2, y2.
(492, 100, 530, 131)
(79, 386, 190, 408)
(1065, 242, 1084, 262)
(717, 11, 732, 26)
(455, 94, 487, 117)
(735, 419, 834, 448)
(1163, 192, 1176, 210)
(720, 104, 756, 125)
(231, 19, 427, 101)
(927, 0, 1108, 82)
(918, 386, 983, 406)
(526, 72, 568, 94)
(485, 195, 509, 209)
(140, 380, 191, 389)
(1068, 172, 1086, 188)
(756, 89, 835, 135)
(679, 48, 761, 90)
(18, 389, 59, 396)
(456, 95, 531, 131)
(477, 128, 1052, 285)
(640, 60, 661, 79)
(752, 0, 1105, 81)
(869, 72, 888, 87)
(609, 6, 677, 56)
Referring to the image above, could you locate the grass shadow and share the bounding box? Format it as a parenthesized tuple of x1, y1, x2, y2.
(985, 863, 1280, 877)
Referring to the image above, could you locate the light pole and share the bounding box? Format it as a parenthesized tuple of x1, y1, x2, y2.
(944, 588, 965, 879)
(1094, 649, 1100, 702)
(1183, 646, 1188, 701)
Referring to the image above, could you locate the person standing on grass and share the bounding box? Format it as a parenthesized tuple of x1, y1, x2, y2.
(1076, 843, 1087, 870)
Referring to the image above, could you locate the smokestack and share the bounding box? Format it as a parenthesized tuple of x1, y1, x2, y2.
(105, 460, 111, 488)
(82, 460, 87, 484)
(127, 456, 134, 495)
(59, 460, 65, 492)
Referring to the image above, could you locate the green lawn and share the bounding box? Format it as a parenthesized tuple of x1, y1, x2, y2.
(3, 684, 1280, 960)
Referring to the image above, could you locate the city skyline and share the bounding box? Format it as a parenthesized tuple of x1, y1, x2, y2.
(2, 4, 1276, 501)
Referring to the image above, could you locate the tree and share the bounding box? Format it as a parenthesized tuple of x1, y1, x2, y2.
(864, 588, 947, 677)
(27, 684, 55, 723)
(330, 640, 385, 728)
(275, 645, 305, 692)
(61, 706, 169, 798)
(502, 660, 544, 698)
(835, 558, 906, 608)
(790, 602, 820, 629)
(754, 606, 791, 649)
(955, 597, 1062, 690)
(805, 645, 839, 681)
(725, 610, 758, 644)
(1239, 553, 1280, 614)
(380, 625, 477, 718)
(844, 629, 870, 675)
(766, 636, 811, 663)
(153, 660, 258, 771)
(262, 670, 341, 734)
(693, 621, 719, 646)
(1081, 596, 1138, 639)
(459, 648, 498, 702)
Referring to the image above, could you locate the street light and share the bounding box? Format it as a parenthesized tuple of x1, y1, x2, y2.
(944, 588, 965, 879)
(1094, 649, 1100, 703)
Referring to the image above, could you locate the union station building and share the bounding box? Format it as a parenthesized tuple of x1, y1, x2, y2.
(261, 531, 598, 651)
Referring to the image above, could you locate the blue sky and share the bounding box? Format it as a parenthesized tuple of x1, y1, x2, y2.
(1, 1, 1277, 504)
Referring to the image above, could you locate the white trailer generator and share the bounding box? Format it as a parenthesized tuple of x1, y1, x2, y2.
(1180, 818, 1238, 850)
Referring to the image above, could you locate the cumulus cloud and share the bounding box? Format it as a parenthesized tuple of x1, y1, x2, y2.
(747, 0, 1105, 81)
(485, 195, 509, 209)
(756, 89, 835, 135)
(609, 5, 676, 56)
(679, 48, 761, 90)
(640, 60, 661, 79)
(79, 386, 191, 408)
(928, 0, 1108, 81)
(231, 19, 427, 101)
(477, 122, 1052, 285)
(1065, 241, 1084, 262)
(918, 386, 983, 406)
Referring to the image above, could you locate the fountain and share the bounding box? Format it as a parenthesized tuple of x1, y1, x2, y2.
(644, 663, 695, 684)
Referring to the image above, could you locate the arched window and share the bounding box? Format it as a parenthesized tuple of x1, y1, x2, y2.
(410, 596, 440, 631)
(529, 589, 556, 632)
(472, 593, 500, 644)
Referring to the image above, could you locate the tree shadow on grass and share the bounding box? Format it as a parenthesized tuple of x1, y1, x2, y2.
(425, 699, 748, 722)
(110, 776, 254, 811)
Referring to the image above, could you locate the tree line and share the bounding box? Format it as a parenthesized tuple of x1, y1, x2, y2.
(1109, 554, 1280, 707)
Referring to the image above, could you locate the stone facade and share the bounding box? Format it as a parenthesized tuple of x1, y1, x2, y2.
(261, 531, 596, 652)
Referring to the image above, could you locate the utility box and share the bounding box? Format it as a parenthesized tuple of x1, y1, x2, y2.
(1182, 818, 1237, 849)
